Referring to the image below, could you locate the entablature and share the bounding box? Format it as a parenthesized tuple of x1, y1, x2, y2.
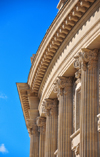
(16, 83, 39, 129)
(16, 83, 30, 122)
(38, 1, 100, 114)
(28, 0, 95, 96)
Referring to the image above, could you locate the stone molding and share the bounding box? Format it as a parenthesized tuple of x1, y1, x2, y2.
(57, 0, 67, 10)
(43, 98, 57, 116)
(28, 0, 95, 94)
(38, 3, 100, 111)
(16, 83, 30, 123)
(27, 89, 38, 97)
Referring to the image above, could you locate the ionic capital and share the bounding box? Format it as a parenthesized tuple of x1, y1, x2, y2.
(43, 98, 58, 117)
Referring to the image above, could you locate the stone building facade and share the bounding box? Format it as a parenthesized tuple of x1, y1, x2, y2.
(17, 0, 100, 156)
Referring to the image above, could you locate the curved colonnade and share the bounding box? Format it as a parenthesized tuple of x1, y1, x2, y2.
(17, 0, 100, 156)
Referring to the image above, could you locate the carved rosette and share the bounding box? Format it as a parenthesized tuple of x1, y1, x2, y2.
(53, 76, 73, 98)
(43, 98, 58, 117)
(26, 119, 38, 136)
(74, 49, 98, 75)
(36, 117, 46, 134)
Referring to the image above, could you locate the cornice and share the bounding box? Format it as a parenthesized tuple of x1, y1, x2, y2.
(17, 83, 40, 130)
(38, 0, 99, 98)
(28, 0, 95, 95)
(57, 0, 67, 10)
(16, 83, 30, 123)
(38, 2, 100, 112)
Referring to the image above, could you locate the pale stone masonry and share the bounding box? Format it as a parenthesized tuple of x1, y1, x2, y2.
(17, 0, 100, 157)
(36, 117, 46, 157)
(44, 99, 58, 157)
(53, 77, 73, 156)
(74, 49, 99, 156)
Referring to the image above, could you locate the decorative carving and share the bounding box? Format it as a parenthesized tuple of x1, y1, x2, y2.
(26, 119, 35, 128)
(41, 102, 46, 117)
(74, 49, 98, 72)
(81, 48, 98, 63)
(36, 117, 46, 126)
(36, 117, 46, 134)
(38, 126, 46, 134)
(53, 77, 73, 97)
(73, 56, 80, 70)
(43, 99, 58, 117)
(27, 88, 38, 97)
(75, 69, 81, 79)
(26, 119, 38, 136)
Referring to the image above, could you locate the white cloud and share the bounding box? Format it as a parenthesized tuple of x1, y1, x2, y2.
(0, 93, 8, 99)
(0, 144, 8, 153)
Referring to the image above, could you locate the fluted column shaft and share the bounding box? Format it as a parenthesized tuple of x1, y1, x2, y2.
(36, 117, 46, 157)
(74, 48, 98, 157)
(30, 131, 39, 157)
(44, 99, 58, 157)
(26, 120, 39, 157)
(54, 77, 73, 157)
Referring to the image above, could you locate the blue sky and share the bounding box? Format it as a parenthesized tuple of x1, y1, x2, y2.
(0, 0, 58, 156)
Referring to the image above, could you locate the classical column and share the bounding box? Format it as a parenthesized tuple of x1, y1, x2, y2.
(36, 117, 46, 157)
(53, 77, 73, 157)
(43, 98, 58, 157)
(74, 48, 99, 157)
(27, 120, 39, 157)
